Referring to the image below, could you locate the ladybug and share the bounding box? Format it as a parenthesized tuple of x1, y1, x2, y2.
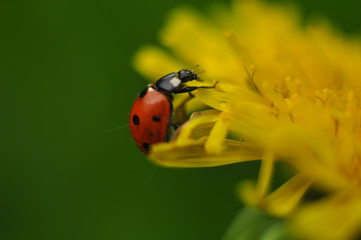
(129, 69, 215, 154)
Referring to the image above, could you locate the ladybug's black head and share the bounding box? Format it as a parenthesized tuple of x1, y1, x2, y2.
(178, 69, 198, 83)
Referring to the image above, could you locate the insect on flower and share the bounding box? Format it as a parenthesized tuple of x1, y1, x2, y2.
(129, 69, 216, 154)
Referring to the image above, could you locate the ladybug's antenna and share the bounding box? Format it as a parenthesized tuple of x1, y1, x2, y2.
(104, 124, 128, 133)
(190, 64, 200, 72)
(190, 64, 205, 75)
(194, 69, 205, 82)
(189, 64, 205, 81)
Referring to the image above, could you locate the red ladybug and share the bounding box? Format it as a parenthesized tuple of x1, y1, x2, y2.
(129, 69, 214, 154)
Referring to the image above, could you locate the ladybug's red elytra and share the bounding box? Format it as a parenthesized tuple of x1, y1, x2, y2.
(129, 69, 215, 154)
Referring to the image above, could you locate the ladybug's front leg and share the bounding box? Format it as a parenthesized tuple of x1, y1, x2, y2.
(173, 86, 208, 94)
(173, 81, 218, 94)
(172, 82, 218, 125)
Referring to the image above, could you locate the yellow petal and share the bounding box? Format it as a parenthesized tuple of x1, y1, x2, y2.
(174, 109, 220, 144)
(205, 112, 230, 155)
(149, 139, 262, 167)
(256, 150, 275, 199)
(264, 173, 312, 217)
(196, 87, 237, 112)
(290, 190, 361, 240)
(229, 101, 278, 129)
(240, 172, 313, 218)
(239, 150, 274, 205)
(160, 8, 247, 85)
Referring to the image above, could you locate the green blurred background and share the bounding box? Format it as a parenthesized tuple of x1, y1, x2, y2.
(1, 0, 360, 239)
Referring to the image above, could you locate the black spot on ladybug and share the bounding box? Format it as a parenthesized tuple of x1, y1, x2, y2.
(152, 116, 161, 122)
(132, 115, 140, 125)
(139, 87, 148, 98)
(143, 142, 150, 151)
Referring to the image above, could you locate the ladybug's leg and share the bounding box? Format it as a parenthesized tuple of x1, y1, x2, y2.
(173, 82, 218, 125)
(173, 81, 218, 94)
(172, 123, 180, 130)
(188, 92, 195, 98)
(173, 86, 208, 94)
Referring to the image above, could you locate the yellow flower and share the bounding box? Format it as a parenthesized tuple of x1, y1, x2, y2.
(133, 1, 361, 239)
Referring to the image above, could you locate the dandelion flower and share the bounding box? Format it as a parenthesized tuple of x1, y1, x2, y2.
(133, 1, 361, 239)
